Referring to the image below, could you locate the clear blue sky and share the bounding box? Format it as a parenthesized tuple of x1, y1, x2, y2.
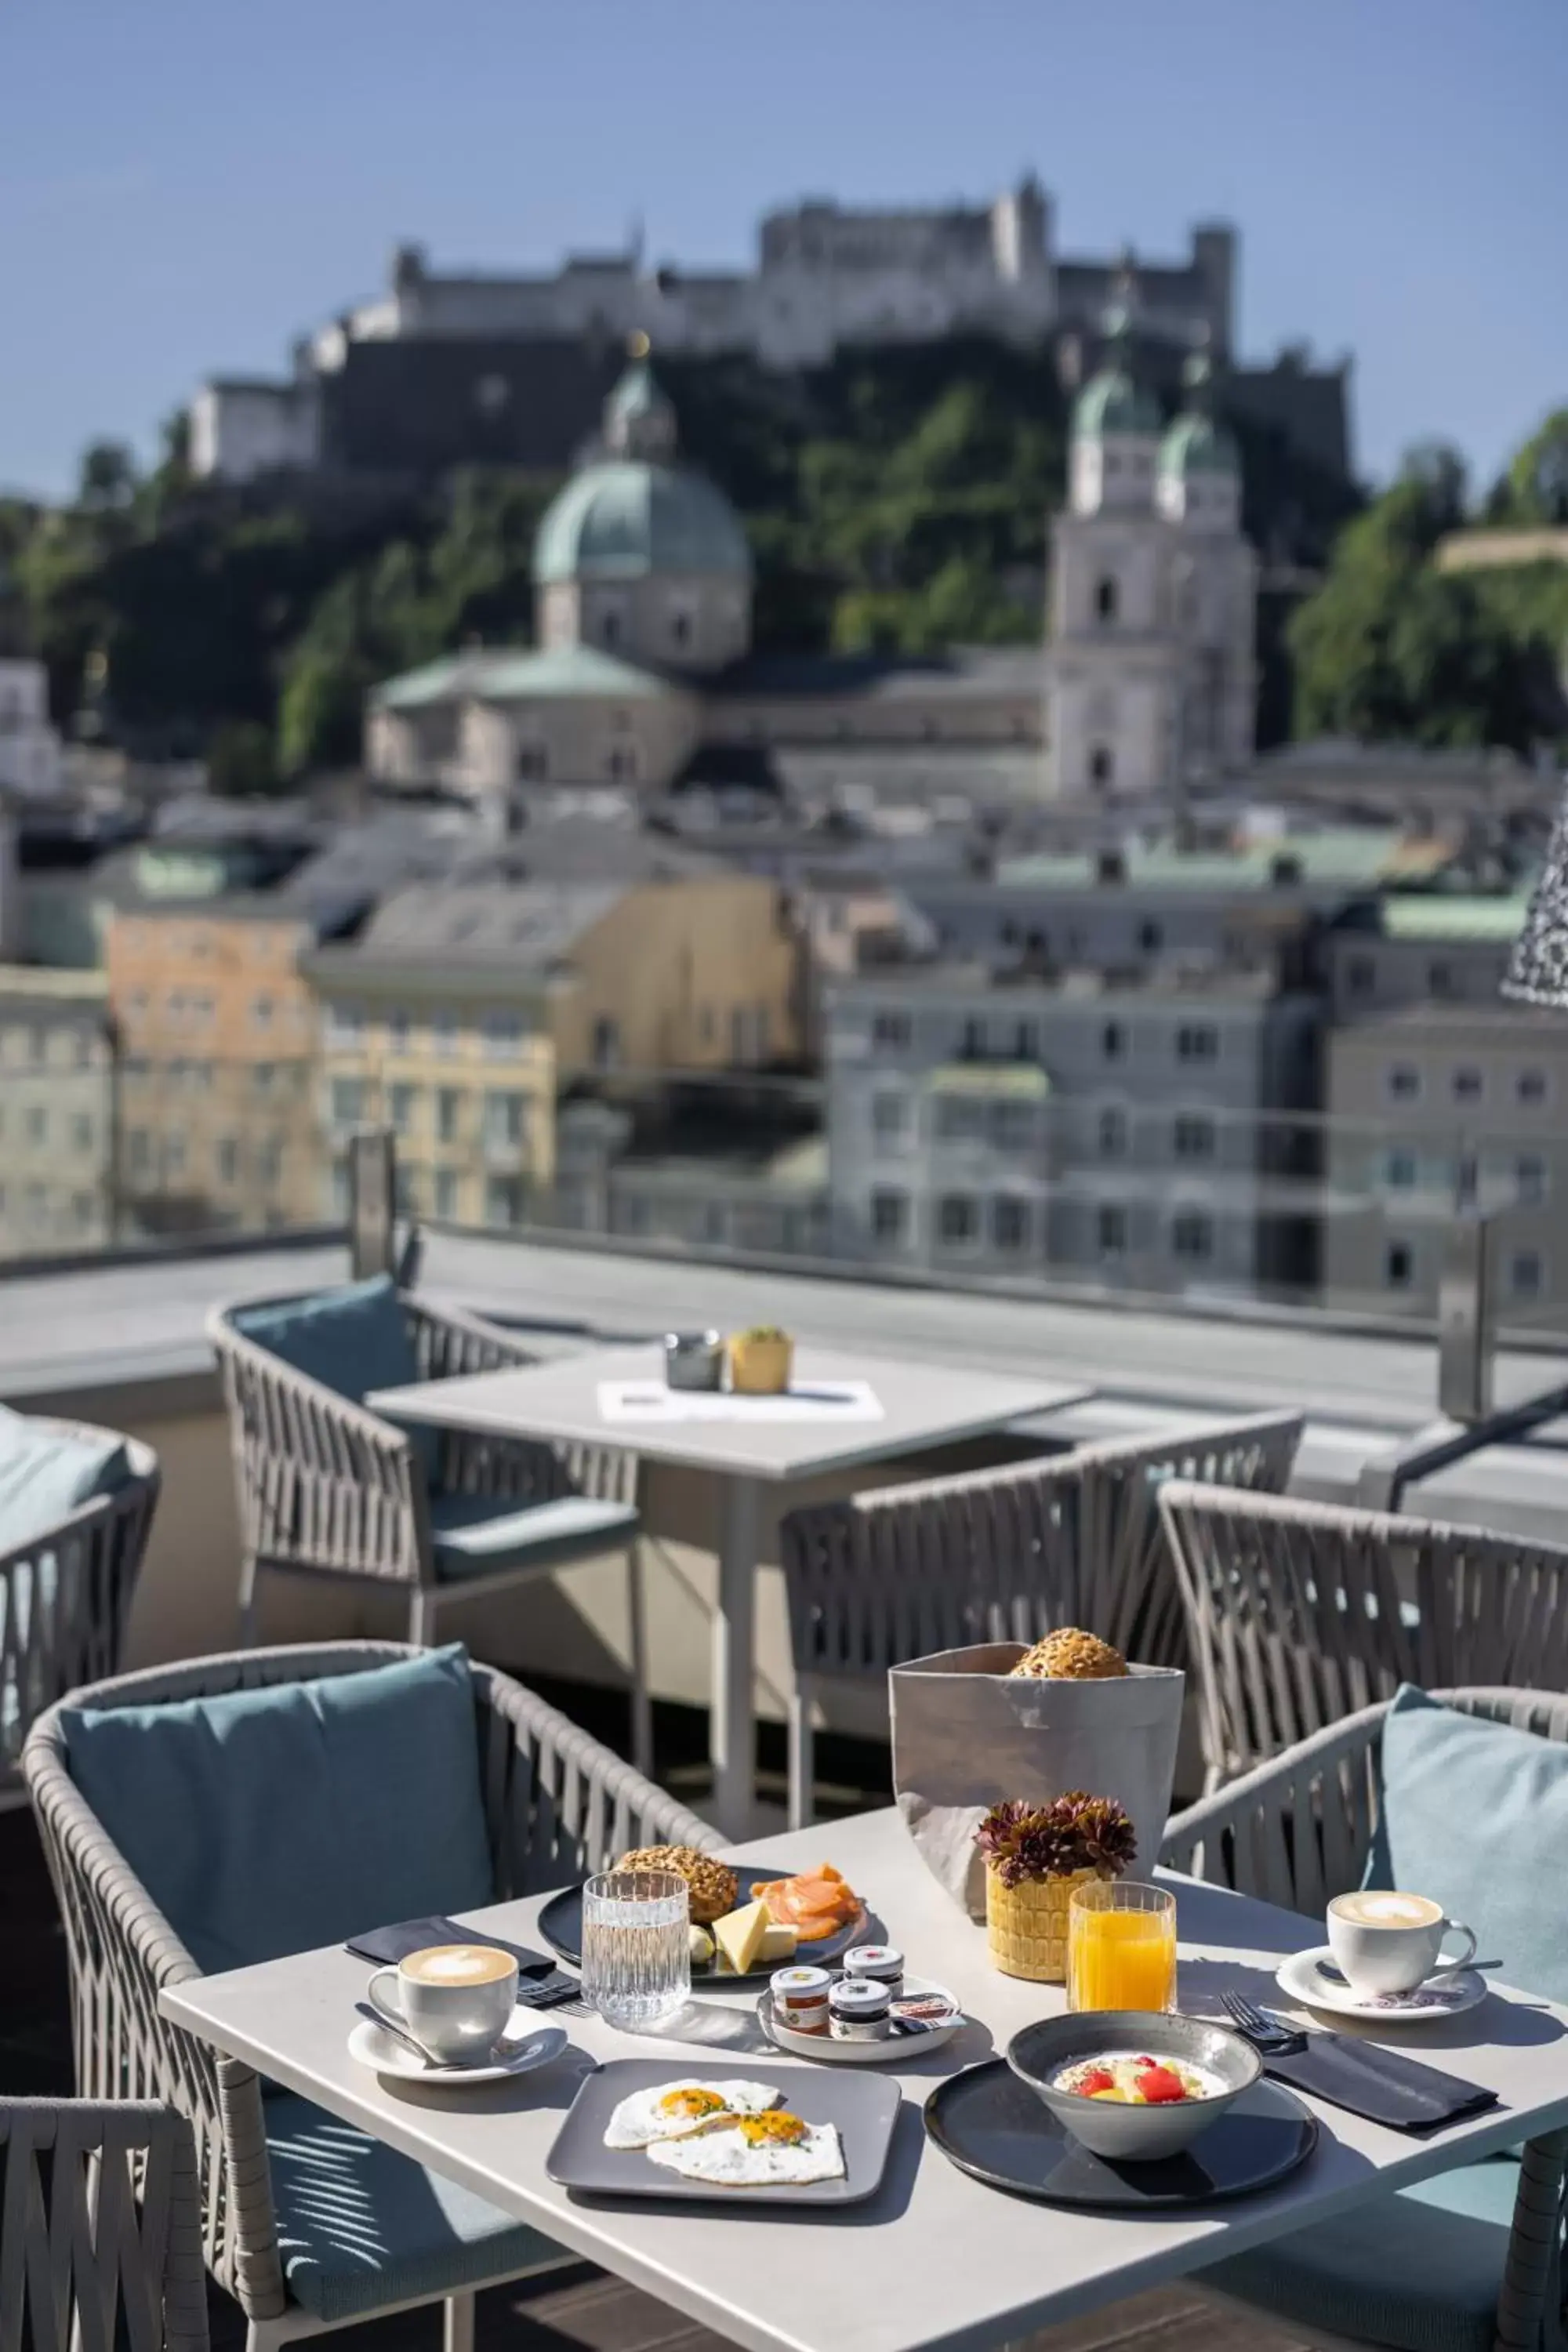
(3, 0, 1564, 503)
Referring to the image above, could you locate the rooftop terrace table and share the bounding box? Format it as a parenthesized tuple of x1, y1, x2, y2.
(368, 1342, 1088, 1836)
(162, 1806, 1568, 2352)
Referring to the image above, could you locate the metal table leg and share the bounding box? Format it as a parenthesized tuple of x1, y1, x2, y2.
(710, 1474, 760, 1841)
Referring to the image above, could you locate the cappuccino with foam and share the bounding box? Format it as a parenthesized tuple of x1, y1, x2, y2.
(402, 1944, 515, 1987)
(1330, 1892, 1441, 1929)
(1327, 1890, 1475, 1997)
(368, 1941, 519, 2063)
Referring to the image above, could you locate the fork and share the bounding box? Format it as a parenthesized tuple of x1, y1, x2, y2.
(1220, 1988, 1308, 2055)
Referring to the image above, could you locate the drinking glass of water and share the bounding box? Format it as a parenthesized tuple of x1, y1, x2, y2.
(581, 1869, 691, 2031)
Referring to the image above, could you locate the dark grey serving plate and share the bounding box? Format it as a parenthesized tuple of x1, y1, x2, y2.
(538, 1862, 869, 1987)
(925, 2060, 1318, 2209)
(546, 2060, 901, 2206)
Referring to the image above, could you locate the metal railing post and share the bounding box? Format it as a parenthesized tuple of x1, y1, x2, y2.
(347, 1127, 396, 1279)
(1436, 1203, 1494, 1427)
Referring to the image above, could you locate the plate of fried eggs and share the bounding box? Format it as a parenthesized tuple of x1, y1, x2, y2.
(546, 2062, 901, 2205)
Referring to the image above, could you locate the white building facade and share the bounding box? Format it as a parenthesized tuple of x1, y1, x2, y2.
(0, 659, 64, 797)
(1043, 343, 1257, 803)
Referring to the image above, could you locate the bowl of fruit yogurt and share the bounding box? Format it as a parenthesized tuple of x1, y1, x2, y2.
(1005, 2013, 1261, 2161)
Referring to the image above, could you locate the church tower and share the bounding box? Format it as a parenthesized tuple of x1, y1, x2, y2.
(1043, 319, 1256, 800)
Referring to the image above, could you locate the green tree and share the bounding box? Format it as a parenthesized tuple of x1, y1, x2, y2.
(207, 718, 281, 797)
(1505, 409, 1568, 525)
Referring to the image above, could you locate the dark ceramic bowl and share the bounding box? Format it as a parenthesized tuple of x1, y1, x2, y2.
(1006, 2013, 1261, 2161)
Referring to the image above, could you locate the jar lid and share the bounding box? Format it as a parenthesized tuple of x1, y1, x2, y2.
(829, 1976, 891, 2016)
(771, 1965, 832, 1998)
(843, 1944, 903, 1977)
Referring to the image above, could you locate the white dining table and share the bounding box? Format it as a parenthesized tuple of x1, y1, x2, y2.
(161, 1806, 1568, 2352)
(368, 1341, 1091, 1837)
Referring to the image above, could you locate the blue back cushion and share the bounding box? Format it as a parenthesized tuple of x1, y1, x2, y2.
(1366, 1683, 1568, 2008)
(0, 1406, 131, 1555)
(231, 1276, 437, 1483)
(60, 1645, 495, 1976)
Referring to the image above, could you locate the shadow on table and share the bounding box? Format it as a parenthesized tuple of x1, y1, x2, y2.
(381, 2041, 600, 2118)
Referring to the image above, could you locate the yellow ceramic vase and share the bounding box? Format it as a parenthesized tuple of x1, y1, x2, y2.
(985, 1865, 1102, 1984)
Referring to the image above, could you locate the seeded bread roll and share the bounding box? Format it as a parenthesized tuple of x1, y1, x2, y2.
(1011, 1628, 1128, 1680)
(616, 1844, 739, 1925)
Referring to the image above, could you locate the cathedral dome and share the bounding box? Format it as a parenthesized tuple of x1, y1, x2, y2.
(534, 353, 752, 586)
(533, 462, 753, 584)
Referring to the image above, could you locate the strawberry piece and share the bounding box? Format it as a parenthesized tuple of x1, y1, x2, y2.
(1077, 2067, 1116, 2096)
(1134, 2064, 1188, 2105)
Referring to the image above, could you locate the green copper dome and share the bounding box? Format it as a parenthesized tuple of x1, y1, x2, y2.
(533, 459, 753, 584)
(1159, 410, 1240, 477)
(1072, 367, 1163, 441)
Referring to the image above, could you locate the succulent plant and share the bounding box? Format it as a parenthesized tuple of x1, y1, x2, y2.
(975, 1793, 1138, 1888)
(738, 1325, 789, 1342)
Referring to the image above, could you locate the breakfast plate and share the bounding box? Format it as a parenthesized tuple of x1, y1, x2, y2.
(539, 1862, 869, 1987)
(757, 1974, 964, 2063)
(347, 2016, 570, 2086)
(546, 2060, 899, 2205)
(1276, 1945, 1487, 2023)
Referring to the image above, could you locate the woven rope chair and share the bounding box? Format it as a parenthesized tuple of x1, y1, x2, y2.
(23, 1642, 720, 2350)
(1163, 1690, 1568, 2351)
(1159, 1480, 1568, 1793)
(0, 2097, 208, 2352)
(779, 1411, 1301, 1826)
(209, 1288, 651, 1775)
(0, 1421, 159, 1802)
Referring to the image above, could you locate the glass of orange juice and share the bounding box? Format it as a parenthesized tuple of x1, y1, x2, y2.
(1067, 1880, 1178, 2013)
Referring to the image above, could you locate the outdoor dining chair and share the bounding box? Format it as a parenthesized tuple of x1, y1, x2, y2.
(209, 1274, 651, 1774)
(779, 1410, 1301, 1826)
(23, 1639, 722, 2352)
(1158, 1479, 1568, 1791)
(1163, 1688, 1568, 2352)
(0, 1407, 160, 1800)
(0, 2096, 209, 2352)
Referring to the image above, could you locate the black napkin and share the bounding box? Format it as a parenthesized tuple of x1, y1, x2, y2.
(346, 1917, 580, 2009)
(1264, 2033, 1500, 2135)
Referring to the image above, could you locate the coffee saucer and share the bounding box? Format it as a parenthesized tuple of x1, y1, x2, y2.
(348, 2015, 569, 2085)
(1276, 1946, 1486, 2023)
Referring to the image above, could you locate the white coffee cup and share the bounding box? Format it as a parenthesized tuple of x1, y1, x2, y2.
(1326, 1891, 1477, 1997)
(368, 1943, 519, 2064)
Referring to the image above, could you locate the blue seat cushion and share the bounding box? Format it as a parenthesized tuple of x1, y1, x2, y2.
(1202, 2154, 1519, 2352)
(60, 1646, 494, 1975)
(266, 2092, 564, 2321)
(1365, 1685, 1568, 2008)
(430, 1492, 638, 1584)
(231, 1275, 437, 1482)
(0, 1406, 130, 1555)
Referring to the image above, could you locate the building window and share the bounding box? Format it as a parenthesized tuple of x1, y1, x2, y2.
(991, 1100, 1036, 1150)
(1347, 954, 1375, 996)
(961, 1015, 986, 1058)
(1519, 1069, 1547, 1105)
(1098, 1204, 1127, 1260)
(601, 610, 621, 649)
(593, 1015, 621, 1070)
(1013, 1020, 1039, 1060)
(872, 1009, 913, 1051)
(257, 1137, 282, 1185)
(1385, 1149, 1418, 1189)
(1512, 1249, 1544, 1299)
(1429, 962, 1454, 1000)
(1172, 1208, 1214, 1263)
(607, 742, 640, 782)
(1174, 1113, 1216, 1161)
(433, 1014, 459, 1058)
(1176, 1025, 1218, 1064)
(1388, 1065, 1421, 1103)
(326, 1006, 362, 1051)
(389, 1082, 418, 1135)
(871, 1188, 907, 1243)
(485, 1175, 526, 1227)
(1517, 1155, 1548, 1206)
(670, 611, 691, 648)
(253, 995, 275, 1029)
(1099, 1105, 1127, 1158)
(1453, 1066, 1483, 1103)
(128, 1129, 151, 1178)
(481, 1011, 523, 1058)
(872, 1092, 907, 1144)
(992, 1196, 1029, 1253)
(1138, 921, 1163, 954)
(165, 1134, 187, 1178)
(387, 1010, 412, 1055)
(253, 1062, 274, 1094)
(938, 1193, 978, 1245)
(1088, 745, 1114, 790)
(434, 1168, 459, 1219)
(935, 1094, 987, 1142)
(1102, 1021, 1125, 1062)
(515, 742, 548, 782)
(484, 1090, 529, 1147)
(1094, 576, 1119, 623)
(331, 1076, 366, 1126)
(1385, 1240, 1414, 1289)
(26, 1106, 46, 1146)
(72, 1113, 93, 1153)
(437, 1087, 463, 1143)
(394, 1166, 419, 1217)
(216, 1138, 239, 1185)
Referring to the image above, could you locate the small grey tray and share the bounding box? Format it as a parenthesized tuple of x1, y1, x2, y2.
(546, 2060, 902, 2206)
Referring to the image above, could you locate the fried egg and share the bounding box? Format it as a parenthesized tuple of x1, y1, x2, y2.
(601, 2078, 781, 2150)
(644, 2112, 845, 2187)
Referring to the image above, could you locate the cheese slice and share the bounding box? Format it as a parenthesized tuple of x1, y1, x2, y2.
(712, 1897, 771, 1976)
(759, 1921, 797, 1963)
